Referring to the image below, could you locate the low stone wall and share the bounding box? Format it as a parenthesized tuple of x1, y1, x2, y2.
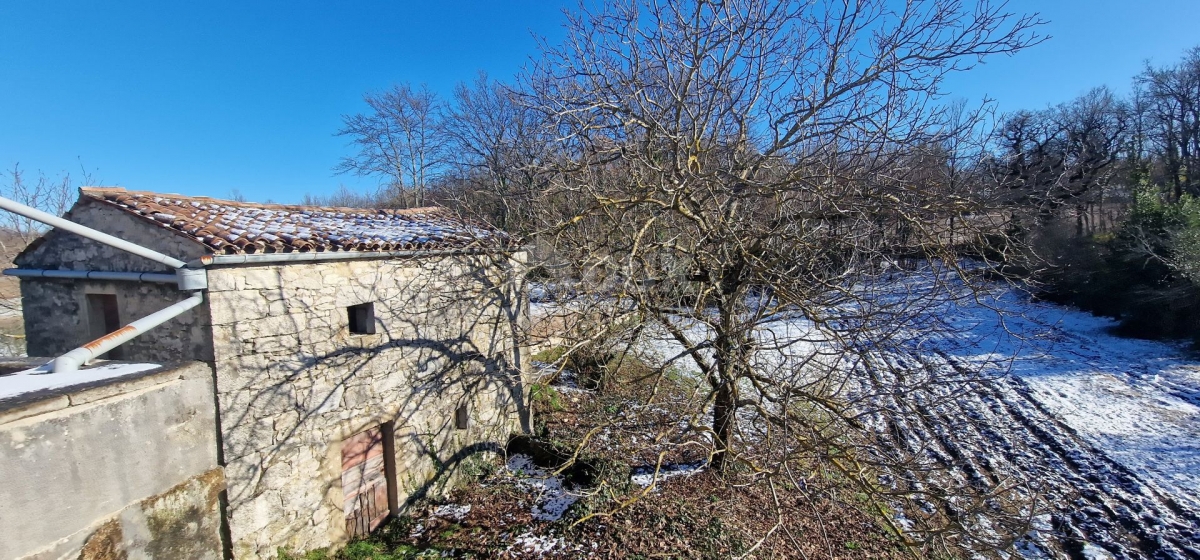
(0, 361, 225, 560)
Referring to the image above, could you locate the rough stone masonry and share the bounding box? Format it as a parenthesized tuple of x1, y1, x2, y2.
(206, 255, 529, 557)
(12, 191, 531, 559)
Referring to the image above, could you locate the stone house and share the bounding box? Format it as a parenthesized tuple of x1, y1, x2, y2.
(7, 187, 529, 558)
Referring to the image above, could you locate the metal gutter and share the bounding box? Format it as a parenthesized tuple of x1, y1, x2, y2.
(0, 195, 212, 371)
(3, 268, 178, 284)
(0, 196, 188, 269)
(51, 292, 205, 372)
(192, 247, 501, 267)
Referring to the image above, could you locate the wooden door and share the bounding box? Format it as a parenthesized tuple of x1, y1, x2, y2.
(341, 425, 391, 537)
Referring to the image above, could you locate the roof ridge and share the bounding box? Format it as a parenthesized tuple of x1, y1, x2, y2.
(78, 186, 447, 216)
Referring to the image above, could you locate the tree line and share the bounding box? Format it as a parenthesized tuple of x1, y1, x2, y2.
(987, 46, 1200, 341)
(321, 74, 546, 234)
(993, 47, 1200, 225)
(330, 38, 1200, 339)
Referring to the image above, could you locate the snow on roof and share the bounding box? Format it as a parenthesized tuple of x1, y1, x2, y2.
(79, 187, 507, 255)
(0, 362, 161, 402)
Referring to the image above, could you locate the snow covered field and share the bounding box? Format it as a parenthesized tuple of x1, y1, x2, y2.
(530, 272, 1200, 557)
(926, 287, 1200, 558)
(942, 288, 1200, 510)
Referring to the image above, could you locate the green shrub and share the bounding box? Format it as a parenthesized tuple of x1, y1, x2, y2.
(1033, 185, 1200, 344)
(531, 346, 567, 364)
(533, 340, 660, 394)
(530, 382, 565, 411)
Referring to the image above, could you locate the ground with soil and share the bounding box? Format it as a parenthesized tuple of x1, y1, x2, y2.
(282, 360, 906, 559)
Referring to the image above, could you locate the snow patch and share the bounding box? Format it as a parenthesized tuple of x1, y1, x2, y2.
(532, 361, 590, 393)
(508, 532, 574, 556)
(0, 362, 161, 400)
(630, 461, 707, 488)
(504, 454, 581, 521)
(1081, 543, 1116, 559)
(431, 504, 471, 522)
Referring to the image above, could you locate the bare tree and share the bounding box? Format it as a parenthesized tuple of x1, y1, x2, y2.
(441, 73, 549, 233)
(994, 87, 1130, 232)
(516, 0, 1045, 553)
(0, 164, 77, 354)
(336, 84, 446, 208)
(299, 185, 382, 208)
(0, 164, 74, 254)
(1137, 47, 1200, 200)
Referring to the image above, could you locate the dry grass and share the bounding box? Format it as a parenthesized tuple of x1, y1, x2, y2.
(305, 352, 906, 559)
(0, 315, 25, 357)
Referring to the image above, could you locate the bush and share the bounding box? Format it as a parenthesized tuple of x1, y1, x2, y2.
(534, 343, 631, 391)
(1032, 186, 1200, 343)
(530, 382, 566, 411)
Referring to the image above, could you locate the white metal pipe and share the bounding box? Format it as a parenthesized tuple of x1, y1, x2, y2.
(3, 268, 179, 284)
(51, 292, 204, 372)
(0, 195, 188, 269)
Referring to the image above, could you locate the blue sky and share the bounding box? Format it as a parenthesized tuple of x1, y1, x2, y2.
(1, 0, 1197, 204)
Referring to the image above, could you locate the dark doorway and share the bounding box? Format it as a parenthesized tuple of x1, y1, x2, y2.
(85, 293, 123, 360)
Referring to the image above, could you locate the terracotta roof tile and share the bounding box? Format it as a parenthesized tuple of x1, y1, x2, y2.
(80, 187, 506, 255)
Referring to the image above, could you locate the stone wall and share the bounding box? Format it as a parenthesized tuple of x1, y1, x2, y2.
(15, 198, 214, 363)
(0, 361, 225, 560)
(12, 194, 530, 557)
(18, 277, 215, 363)
(207, 254, 529, 558)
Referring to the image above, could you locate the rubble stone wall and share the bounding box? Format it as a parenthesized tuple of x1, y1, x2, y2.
(206, 254, 529, 558)
(15, 198, 213, 363)
(11, 195, 530, 558)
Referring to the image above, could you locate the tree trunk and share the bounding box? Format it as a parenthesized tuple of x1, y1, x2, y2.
(711, 310, 747, 471)
(712, 379, 736, 470)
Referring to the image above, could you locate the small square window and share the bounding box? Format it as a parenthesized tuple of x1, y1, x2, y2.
(348, 303, 376, 335)
(454, 404, 469, 430)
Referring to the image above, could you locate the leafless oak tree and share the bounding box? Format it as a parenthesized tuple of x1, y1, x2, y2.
(993, 86, 1130, 234)
(1135, 47, 1200, 200)
(440, 73, 550, 233)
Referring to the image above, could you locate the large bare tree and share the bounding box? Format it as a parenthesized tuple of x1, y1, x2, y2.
(511, 0, 1046, 553)
(336, 83, 446, 208)
(1136, 47, 1200, 200)
(994, 86, 1130, 232)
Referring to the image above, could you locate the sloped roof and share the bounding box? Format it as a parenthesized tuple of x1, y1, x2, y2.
(79, 187, 504, 255)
